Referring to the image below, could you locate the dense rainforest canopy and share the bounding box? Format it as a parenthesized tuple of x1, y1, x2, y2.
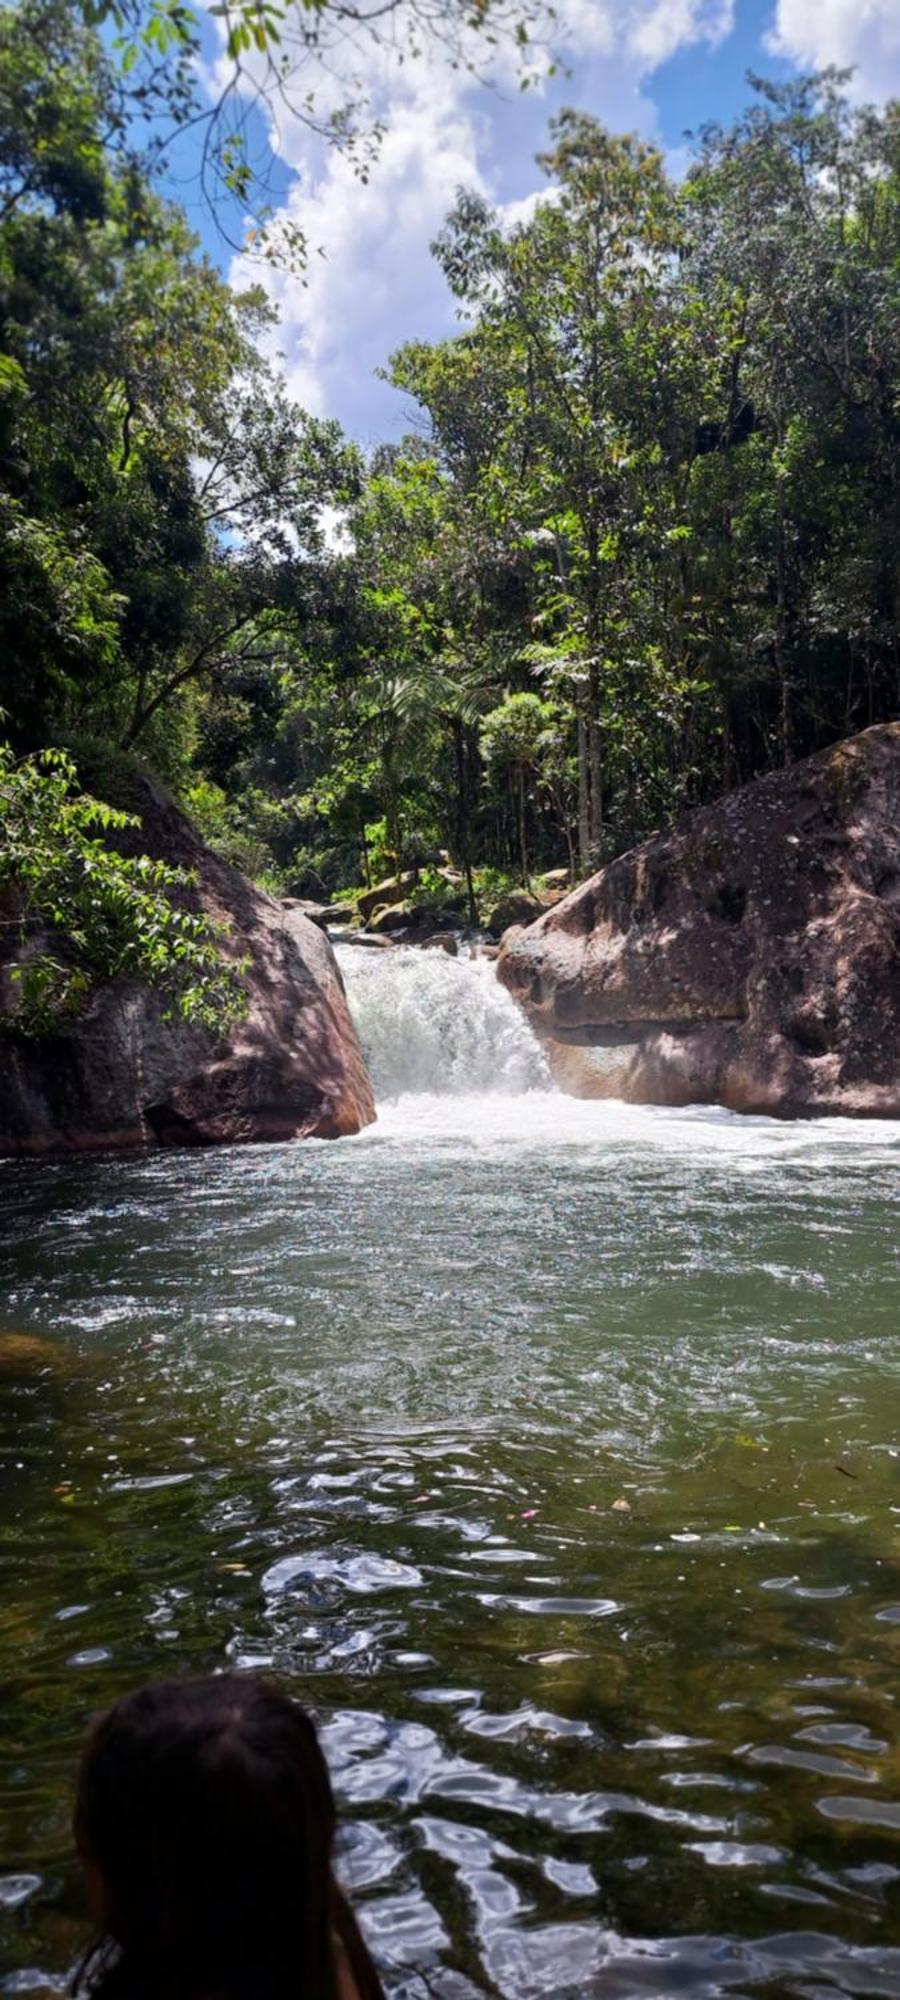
(1, 0, 898, 1022)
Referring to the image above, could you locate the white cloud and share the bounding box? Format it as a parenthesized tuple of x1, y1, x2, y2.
(546, 0, 734, 67)
(223, 0, 739, 440)
(625, 0, 734, 66)
(240, 71, 495, 438)
(767, 0, 900, 100)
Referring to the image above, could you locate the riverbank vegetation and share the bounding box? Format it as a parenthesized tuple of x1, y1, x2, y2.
(2, 0, 898, 965)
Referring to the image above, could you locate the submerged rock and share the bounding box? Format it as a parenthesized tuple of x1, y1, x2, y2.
(0, 1331, 70, 1376)
(0, 775, 375, 1154)
(498, 724, 900, 1119)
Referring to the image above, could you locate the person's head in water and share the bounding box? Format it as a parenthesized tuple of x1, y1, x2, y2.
(73, 1673, 384, 2000)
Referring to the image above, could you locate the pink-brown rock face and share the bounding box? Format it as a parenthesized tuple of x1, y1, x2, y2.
(0, 778, 375, 1154)
(498, 724, 900, 1119)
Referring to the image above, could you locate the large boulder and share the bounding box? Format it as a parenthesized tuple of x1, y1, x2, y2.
(498, 724, 900, 1119)
(0, 775, 375, 1154)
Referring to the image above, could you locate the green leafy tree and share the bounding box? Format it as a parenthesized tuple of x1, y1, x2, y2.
(425, 114, 702, 864)
(351, 446, 525, 912)
(2, 10, 897, 929)
(0, 746, 247, 1034)
(682, 73, 900, 770)
(0, 0, 359, 765)
(480, 691, 556, 886)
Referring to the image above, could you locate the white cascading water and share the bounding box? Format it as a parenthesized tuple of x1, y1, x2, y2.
(335, 939, 899, 1158)
(336, 943, 550, 1100)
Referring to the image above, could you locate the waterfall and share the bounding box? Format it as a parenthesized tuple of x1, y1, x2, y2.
(336, 944, 551, 1101)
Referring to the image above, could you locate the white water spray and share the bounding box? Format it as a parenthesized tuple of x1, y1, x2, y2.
(336, 944, 550, 1100)
(335, 940, 900, 1161)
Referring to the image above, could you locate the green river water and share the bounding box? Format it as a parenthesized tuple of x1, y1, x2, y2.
(0, 946, 897, 1998)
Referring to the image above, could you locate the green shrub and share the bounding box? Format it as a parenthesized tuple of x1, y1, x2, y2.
(0, 746, 248, 1038)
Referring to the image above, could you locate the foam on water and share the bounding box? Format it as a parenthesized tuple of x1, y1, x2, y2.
(337, 940, 900, 1164)
(349, 1090, 900, 1164)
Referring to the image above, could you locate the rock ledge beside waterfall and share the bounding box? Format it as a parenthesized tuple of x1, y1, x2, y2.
(498, 724, 900, 1120)
(0, 776, 375, 1154)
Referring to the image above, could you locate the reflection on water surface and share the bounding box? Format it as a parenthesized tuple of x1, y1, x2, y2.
(0, 998, 898, 1997)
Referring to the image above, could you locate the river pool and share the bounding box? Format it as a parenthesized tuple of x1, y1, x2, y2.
(0, 947, 898, 1997)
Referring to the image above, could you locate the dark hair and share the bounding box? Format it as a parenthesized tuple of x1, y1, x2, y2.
(73, 1673, 385, 2000)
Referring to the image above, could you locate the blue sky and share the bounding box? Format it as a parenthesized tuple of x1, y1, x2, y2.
(173, 0, 900, 444)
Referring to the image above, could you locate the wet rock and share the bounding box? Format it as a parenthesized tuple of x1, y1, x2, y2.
(498, 723, 900, 1118)
(486, 890, 546, 938)
(281, 896, 326, 924)
(367, 902, 462, 939)
(281, 898, 355, 929)
(419, 934, 459, 956)
(356, 872, 418, 924)
(0, 774, 375, 1154)
(367, 900, 417, 935)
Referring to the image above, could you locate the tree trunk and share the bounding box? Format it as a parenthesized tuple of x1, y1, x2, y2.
(464, 858, 477, 930)
(517, 769, 529, 887)
(450, 716, 478, 927)
(547, 781, 577, 886)
(588, 706, 603, 862)
(585, 512, 604, 865)
(381, 729, 402, 870)
(577, 710, 590, 874)
(385, 790, 402, 872)
(774, 507, 791, 768)
(772, 406, 792, 770)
